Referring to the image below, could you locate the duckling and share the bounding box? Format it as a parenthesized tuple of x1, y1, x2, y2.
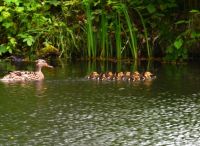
(87, 71, 99, 80)
(125, 71, 131, 77)
(106, 71, 114, 80)
(122, 71, 131, 81)
(129, 71, 141, 81)
(143, 71, 156, 80)
(98, 73, 107, 80)
(1, 59, 53, 82)
(116, 72, 124, 81)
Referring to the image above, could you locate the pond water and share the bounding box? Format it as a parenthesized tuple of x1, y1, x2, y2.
(0, 60, 200, 145)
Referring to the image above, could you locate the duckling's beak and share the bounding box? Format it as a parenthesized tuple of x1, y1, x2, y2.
(151, 74, 156, 79)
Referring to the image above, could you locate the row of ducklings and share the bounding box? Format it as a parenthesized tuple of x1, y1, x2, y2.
(87, 71, 156, 81)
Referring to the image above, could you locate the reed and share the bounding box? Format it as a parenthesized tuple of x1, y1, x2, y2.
(122, 5, 138, 59)
(84, 0, 95, 58)
(115, 12, 122, 59)
(130, 60, 138, 72)
(100, 11, 108, 59)
(135, 8, 152, 59)
(116, 61, 122, 72)
(87, 61, 97, 74)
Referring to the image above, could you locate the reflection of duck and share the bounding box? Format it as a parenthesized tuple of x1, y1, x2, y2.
(1, 59, 53, 82)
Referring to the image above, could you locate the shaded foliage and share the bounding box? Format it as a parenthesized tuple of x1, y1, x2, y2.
(0, 0, 199, 61)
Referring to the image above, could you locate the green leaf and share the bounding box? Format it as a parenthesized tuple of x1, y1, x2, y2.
(190, 9, 199, 13)
(46, 0, 61, 6)
(18, 33, 27, 38)
(0, 44, 8, 55)
(0, 6, 5, 12)
(147, 4, 156, 13)
(191, 31, 200, 38)
(18, 33, 34, 46)
(0, 16, 3, 22)
(15, 7, 24, 13)
(23, 36, 34, 46)
(8, 37, 17, 47)
(174, 38, 183, 49)
(175, 20, 189, 25)
(2, 11, 11, 18)
(2, 22, 13, 28)
(6, 46, 12, 53)
(166, 46, 173, 53)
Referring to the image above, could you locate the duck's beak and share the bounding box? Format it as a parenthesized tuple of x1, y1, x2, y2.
(46, 64, 53, 68)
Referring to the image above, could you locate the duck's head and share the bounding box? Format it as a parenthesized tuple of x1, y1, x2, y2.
(35, 59, 53, 69)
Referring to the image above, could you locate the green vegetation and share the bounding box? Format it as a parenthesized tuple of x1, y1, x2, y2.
(0, 0, 199, 61)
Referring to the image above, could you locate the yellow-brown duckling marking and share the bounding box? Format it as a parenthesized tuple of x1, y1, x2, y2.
(115, 72, 124, 81)
(105, 71, 114, 80)
(125, 72, 131, 77)
(127, 71, 140, 81)
(1, 59, 53, 82)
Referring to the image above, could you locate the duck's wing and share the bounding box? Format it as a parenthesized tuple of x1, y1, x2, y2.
(2, 71, 36, 81)
(17, 71, 40, 81)
(11, 71, 22, 76)
(1, 71, 22, 81)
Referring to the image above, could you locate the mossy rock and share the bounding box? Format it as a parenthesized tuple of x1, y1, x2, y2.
(38, 44, 60, 58)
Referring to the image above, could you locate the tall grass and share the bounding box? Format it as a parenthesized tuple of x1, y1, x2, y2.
(135, 8, 151, 59)
(83, 2, 139, 60)
(83, 0, 95, 58)
(122, 5, 138, 60)
(115, 12, 122, 59)
(100, 11, 108, 59)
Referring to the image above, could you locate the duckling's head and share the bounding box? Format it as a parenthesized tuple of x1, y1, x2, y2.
(107, 71, 113, 76)
(144, 71, 153, 79)
(125, 72, 131, 76)
(117, 72, 124, 78)
(92, 71, 99, 76)
(133, 71, 140, 76)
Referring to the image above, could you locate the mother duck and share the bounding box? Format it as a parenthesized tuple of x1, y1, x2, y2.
(1, 59, 53, 82)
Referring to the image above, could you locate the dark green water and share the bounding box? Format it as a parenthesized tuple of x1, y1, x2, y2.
(0, 60, 200, 145)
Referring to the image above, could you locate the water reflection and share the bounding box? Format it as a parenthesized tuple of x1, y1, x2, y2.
(34, 81, 48, 96)
(0, 80, 47, 95)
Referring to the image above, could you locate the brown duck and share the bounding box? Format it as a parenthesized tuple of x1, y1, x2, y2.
(1, 59, 53, 82)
